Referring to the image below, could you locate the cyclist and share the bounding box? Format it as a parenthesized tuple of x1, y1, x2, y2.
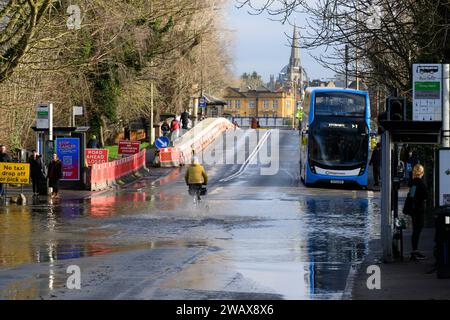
(185, 156, 208, 200)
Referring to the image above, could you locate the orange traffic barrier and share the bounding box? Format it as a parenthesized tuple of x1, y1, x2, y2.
(159, 148, 180, 167)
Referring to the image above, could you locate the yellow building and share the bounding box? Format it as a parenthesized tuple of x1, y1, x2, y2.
(222, 87, 297, 119)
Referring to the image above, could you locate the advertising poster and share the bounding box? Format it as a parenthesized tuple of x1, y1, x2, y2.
(439, 149, 450, 207)
(56, 137, 80, 181)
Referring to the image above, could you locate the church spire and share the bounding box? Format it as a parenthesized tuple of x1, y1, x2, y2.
(289, 25, 301, 73)
(288, 25, 301, 86)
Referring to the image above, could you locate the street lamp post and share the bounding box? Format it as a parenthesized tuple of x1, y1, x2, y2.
(150, 78, 154, 145)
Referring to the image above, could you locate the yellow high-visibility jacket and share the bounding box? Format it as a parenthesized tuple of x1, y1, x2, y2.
(185, 163, 208, 184)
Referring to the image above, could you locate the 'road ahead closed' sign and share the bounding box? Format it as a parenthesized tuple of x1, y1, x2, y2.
(0, 162, 30, 184)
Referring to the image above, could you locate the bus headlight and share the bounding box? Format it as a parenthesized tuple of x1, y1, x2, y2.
(359, 166, 366, 176)
(310, 165, 316, 174)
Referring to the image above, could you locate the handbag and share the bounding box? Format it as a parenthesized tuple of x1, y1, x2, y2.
(403, 185, 417, 216)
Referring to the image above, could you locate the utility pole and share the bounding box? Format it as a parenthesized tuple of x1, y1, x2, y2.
(345, 45, 349, 88)
(292, 81, 297, 129)
(355, 4, 360, 90)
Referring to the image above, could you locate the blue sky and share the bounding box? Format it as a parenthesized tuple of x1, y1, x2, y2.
(224, 1, 335, 82)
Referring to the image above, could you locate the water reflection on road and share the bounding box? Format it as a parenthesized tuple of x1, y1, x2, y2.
(0, 131, 380, 300)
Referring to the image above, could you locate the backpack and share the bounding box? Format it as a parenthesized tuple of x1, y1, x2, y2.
(403, 185, 417, 216)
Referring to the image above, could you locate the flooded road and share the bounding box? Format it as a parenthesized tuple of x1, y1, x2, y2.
(0, 130, 380, 300)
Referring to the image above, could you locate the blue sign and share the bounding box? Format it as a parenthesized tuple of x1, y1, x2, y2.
(56, 137, 80, 181)
(198, 97, 207, 108)
(155, 136, 170, 149)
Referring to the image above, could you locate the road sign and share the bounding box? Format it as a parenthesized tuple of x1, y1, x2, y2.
(118, 140, 140, 155)
(85, 149, 108, 165)
(73, 106, 83, 116)
(36, 103, 53, 129)
(56, 138, 80, 181)
(413, 64, 442, 121)
(198, 97, 207, 108)
(155, 136, 170, 149)
(0, 163, 30, 184)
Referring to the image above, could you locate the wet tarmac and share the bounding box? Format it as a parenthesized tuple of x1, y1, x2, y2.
(0, 129, 380, 300)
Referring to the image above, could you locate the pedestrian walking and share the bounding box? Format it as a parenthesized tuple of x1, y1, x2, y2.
(28, 150, 45, 196)
(161, 120, 170, 137)
(0, 145, 11, 197)
(47, 153, 63, 198)
(369, 142, 381, 187)
(170, 117, 180, 142)
(408, 164, 428, 260)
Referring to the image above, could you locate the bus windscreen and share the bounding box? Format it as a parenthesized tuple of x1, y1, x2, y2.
(314, 92, 366, 117)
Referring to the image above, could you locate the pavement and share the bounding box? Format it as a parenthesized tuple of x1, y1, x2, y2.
(349, 184, 450, 300)
(351, 227, 450, 299)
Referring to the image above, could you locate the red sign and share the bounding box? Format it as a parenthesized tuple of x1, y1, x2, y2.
(85, 149, 109, 166)
(118, 141, 140, 155)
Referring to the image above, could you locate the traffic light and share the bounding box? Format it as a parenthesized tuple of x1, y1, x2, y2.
(387, 97, 406, 121)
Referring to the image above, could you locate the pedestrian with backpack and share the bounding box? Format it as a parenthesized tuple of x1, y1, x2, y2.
(403, 164, 428, 260)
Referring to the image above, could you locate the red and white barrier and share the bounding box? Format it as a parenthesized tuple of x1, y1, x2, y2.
(159, 118, 234, 167)
(90, 149, 146, 191)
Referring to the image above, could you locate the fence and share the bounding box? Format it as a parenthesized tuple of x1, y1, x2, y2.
(90, 149, 146, 191)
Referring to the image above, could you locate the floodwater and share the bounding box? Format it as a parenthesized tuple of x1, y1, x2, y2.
(0, 130, 380, 300)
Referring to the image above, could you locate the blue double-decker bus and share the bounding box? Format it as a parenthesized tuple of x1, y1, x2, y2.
(300, 87, 371, 188)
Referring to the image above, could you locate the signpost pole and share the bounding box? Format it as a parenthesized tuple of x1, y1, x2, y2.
(49, 103, 53, 142)
(443, 64, 450, 148)
(381, 130, 393, 262)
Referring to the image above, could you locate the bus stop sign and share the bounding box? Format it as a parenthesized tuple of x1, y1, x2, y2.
(198, 97, 207, 108)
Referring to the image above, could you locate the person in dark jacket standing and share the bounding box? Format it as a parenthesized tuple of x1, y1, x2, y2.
(180, 110, 190, 130)
(369, 142, 381, 187)
(87, 135, 101, 149)
(29, 150, 45, 196)
(0, 145, 11, 196)
(161, 120, 170, 137)
(48, 153, 63, 198)
(409, 164, 428, 260)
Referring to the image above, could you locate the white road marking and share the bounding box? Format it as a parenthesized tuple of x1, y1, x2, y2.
(219, 130, 272, 183)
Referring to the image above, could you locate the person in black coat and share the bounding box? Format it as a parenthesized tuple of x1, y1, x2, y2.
(409, 164, 428, 260)
(29, 150, 45, 196)
(181, 110, 190, 130)
(87, 135, 101, 149)
(161, 120, 170, 137)
(48, 153, 63, 198)
(369, 142, 381, 186)
(0, 145, 11, 196)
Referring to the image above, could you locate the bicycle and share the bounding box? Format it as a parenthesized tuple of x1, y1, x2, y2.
(188, 184, 207, 204)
